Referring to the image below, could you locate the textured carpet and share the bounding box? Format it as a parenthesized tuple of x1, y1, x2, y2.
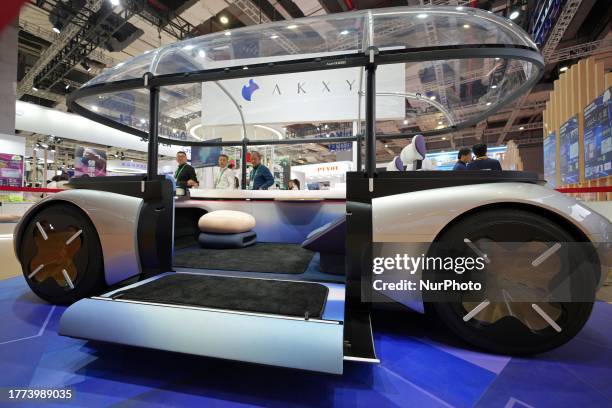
(112, 273, 328, 318)
(174, 243, 315, 274)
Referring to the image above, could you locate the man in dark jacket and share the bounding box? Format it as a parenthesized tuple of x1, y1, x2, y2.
(249, 151, 274, 190)
(452, 147, 472, 170)
(467, 143, 502, 171)
(174, 151, 199, 188)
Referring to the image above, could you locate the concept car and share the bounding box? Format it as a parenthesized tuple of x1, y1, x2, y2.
(14, 7, 611, 374)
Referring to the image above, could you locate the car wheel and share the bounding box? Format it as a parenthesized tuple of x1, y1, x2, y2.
(18, 202, 105, 304)
(428, 208, 597, 355)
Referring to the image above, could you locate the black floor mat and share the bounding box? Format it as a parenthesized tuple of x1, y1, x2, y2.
(174, 243, 315, 274)
(112, 273, 329, 318)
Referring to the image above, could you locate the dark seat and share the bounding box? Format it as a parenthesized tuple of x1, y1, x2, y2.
(198, 230, 257, 249)
(301, 217, 346, 275)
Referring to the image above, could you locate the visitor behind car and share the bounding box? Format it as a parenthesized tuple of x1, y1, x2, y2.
(249, 151, 274, 190)
(453, 147, 472, 171)
(466, 143, 502, 171)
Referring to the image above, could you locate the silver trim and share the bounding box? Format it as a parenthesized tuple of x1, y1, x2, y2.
(343, 356, 381, 363)
(65, 229, 82, 246)
(28, 264, 44, 279)
(531, 243, 562, 267)
(464, 238, 490, 264)
(62, 269, 75, 290)
(463, 300, 490, 322)
(91, 296, 341, 325)
(531, 303, 562, 332)
(36, 222, 48, 240)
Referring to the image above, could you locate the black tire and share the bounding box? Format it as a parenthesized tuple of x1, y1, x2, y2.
(428, 208, 597, 355)
(18, 202, 105, 304)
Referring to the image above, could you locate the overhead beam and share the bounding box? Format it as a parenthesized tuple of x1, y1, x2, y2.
(16, 0, 104, 99)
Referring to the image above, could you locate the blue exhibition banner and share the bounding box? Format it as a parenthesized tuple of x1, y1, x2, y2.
(543, 132, 556, 187)
(559, 115, 579, 184)
(327, 141, 353, 152)
(583, 88, 611, 180)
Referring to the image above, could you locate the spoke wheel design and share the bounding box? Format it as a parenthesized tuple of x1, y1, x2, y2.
(19, 203, 104, 304)
(428, 208, 597, 355)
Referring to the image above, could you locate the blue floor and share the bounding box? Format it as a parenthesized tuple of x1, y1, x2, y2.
(1, 275, 611, 408)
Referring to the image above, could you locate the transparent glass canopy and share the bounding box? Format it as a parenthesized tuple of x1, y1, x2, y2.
(70, 6, 542, 144)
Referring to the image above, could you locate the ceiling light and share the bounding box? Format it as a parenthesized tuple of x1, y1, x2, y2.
(486, 102, 492, 106)
(463, 24, 470, 29)
(287, 24, 298, 30)
(509, 10, 519, 20)
(519, 126, 525, 130)
(242, 66, 248, 70)
(403, 119, 408, 125)
(110, 0, 120, 5)
(429, 95, 436, 100)
(219, 15, 229, 25)
(32, 86, 38, 92)
(495, 57, 500, 61)
(65, 83, 70, 90)
(52, 26, 61, 34)
(91, 105, 99, 112)
(442, 137, 446, 140)
(559, 66, 568, 72)
(491, 84, 498, 89)
(417, 14, 428, 19)
(270, 35, 278, 39)
(385, 144, 388, 148)
(456, 6, 463, 11)
(340, 30, 349, 35)
(438, 121, 443, 125)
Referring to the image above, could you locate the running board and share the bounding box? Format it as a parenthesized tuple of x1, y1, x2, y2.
(59, 272, 346, 374)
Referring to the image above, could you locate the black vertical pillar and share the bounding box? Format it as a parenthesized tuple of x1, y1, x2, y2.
(365, 64, 376, 178)
(241, 141, 248, 189)
(356, 134, 362, 171)
(147, 85, 160, 180)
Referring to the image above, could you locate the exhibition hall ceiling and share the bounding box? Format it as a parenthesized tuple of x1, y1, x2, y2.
(15, 0, 612, 162)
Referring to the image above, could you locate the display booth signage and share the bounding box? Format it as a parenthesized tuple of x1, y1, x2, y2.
(426, 146, 507, 171)
(543, 131, 557, 187)
(327, 141, 353, 152)
(559, 115, 579, 184)
(0, 153, 24, 187)
(74, 147, 107, 177)
(583, 88, 611, 180)
(201, 65, 405, 126)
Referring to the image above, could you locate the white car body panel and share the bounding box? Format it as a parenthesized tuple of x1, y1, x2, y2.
(373, 182, 610, 244)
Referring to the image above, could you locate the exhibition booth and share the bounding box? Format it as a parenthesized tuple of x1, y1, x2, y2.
(0, 4, 611, 407)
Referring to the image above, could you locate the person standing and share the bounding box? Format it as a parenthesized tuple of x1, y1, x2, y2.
(213, 154, 236, 190)
(452, 147, 472, 170)
(467, 143, 502, 171)
(174, 151, 199, 188)
(249, 151, 274, 190)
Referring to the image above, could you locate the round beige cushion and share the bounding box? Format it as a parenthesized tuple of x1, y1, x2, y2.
(198, 210, 256, 234)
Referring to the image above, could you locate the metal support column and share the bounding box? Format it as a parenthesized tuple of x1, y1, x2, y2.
(241, 140, 248, 189)
(365, 63, 377, 181)
(147, 84, 160, 180)
(356, 134, 363, 171)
